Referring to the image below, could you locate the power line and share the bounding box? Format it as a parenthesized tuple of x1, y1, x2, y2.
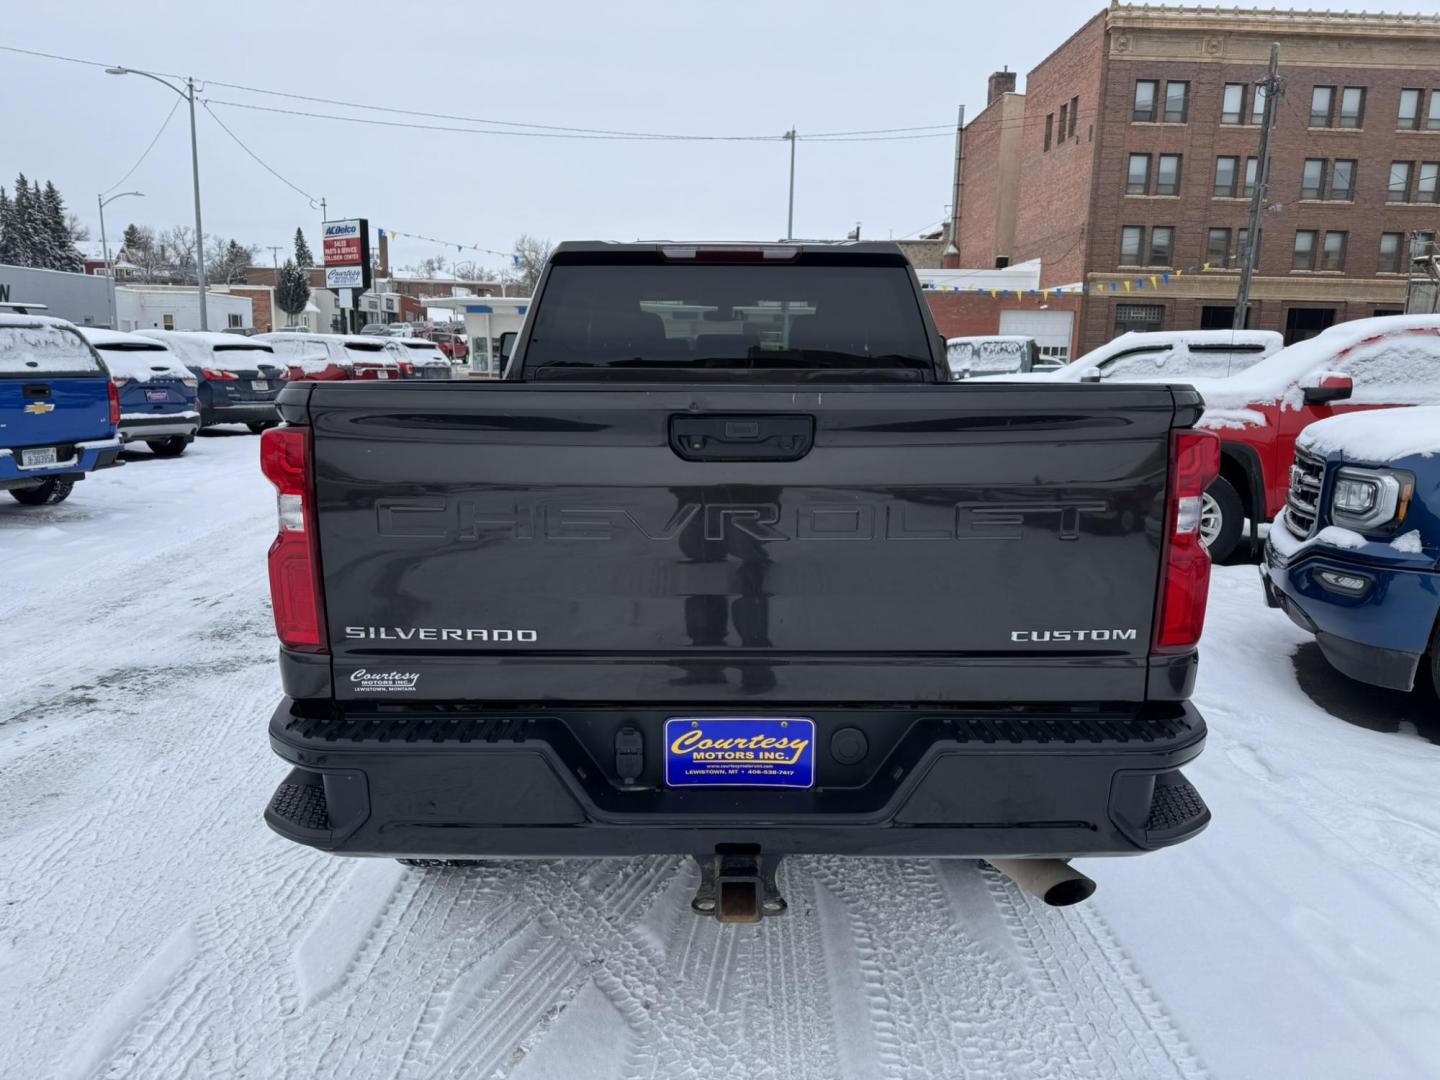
(0, 43, 185, 80)
(101, 97, 180, 195)
(198, 99, 320, 206)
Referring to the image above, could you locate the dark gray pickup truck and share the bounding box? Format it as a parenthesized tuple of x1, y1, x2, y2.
(262, 241, 1219, 919)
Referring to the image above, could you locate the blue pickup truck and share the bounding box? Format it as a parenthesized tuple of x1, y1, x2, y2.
(1, 310, 123, 506)
(1262, 407, 1440, 694)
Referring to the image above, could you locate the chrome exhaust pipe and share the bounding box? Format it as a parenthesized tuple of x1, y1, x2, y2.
(989, 859, 1097, 907)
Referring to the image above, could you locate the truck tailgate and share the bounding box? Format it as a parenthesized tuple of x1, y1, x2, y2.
(305, 382, 1187, 704)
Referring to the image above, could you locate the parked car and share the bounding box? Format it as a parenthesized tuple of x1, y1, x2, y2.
(1261, 407, 1440, 694)
(133, 330, 287, 432)
(1, 311, 123, 505)
(254, 333, 404, 382)
(421, 327, 469, 363)
(1050, 329, 1283, 383)
(78, 328, 200, 456)
(944, 335, 1043, 379)
(262, 241, 1220, 918)
(390, 338, 453, 379)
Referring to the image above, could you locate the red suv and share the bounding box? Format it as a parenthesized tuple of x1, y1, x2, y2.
(1134, 315, 1440, 561)
(422, 328, 468, 363)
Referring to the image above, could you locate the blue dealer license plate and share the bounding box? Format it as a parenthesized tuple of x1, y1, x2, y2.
(664, 717, 815, 788)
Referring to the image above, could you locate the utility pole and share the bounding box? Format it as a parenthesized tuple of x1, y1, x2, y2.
(945, 104, 965, 262)
(784, 129, 797, 240)
(106, 67, 209, 329)
(98, 190, 144, 329)
(267, 245, 283, 272)
(1234, 43, 1282, 330)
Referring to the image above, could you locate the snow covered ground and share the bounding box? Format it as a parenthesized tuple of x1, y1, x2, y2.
(2, 432, 1438, 1080)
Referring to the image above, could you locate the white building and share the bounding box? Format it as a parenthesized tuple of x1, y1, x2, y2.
(114, 285, 254, 333)
(425, 295, 531, 376)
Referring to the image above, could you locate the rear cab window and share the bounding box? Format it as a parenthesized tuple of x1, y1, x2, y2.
(520, 247, 939, 381)
(0, 323, 104, 377)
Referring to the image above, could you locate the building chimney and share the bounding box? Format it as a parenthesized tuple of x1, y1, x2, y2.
(988, 68, 1017, 106)
(378, 229, 390, 278)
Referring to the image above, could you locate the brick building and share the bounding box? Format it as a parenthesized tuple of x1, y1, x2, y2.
(951, 2, 1440, 354)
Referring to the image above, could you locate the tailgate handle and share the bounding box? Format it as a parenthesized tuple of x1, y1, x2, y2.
(22, 383, 52, 400)
(670, 414, 815, 462)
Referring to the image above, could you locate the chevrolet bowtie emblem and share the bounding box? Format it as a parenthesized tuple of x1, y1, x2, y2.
(23, 401, 56, 415)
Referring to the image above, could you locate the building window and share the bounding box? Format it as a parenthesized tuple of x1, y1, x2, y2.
(1044, 113, 1053, 151)
(1301, 159, 1326, 200)
(1252, 83, 1268, 124)
(1206, 227, 1232, 267)
(1213, 155, 1239, 198)
(1148, 226, 1175, 266)
(1338, 87, 1365, 129)
(1429, 92, 1440, 131)
(1164, 81, 1189, 123)
(1058, 104, 1068, 142)
(162, 313, 175, 330)
(1399, 89, 1422, 130)
(227, 313, 243, 328)
(1115, 304, 1164, 336)
(1238, 227, 1259, 264)
(1331, 159, 1356, 201)
(1120, 225, 1144, 264)
(1222, 83, 1246, 124)
(1321, 231, 1347, 271)
(1310, 85, 1335, 127)
(1388, 161, 1413, 202)
(1292, 229, 1318, 271)
(1378, 232, 1404, 273)
(1133, 80, 1158, 122)
(1069, 96, 1079, 136)
(1419, 162, 1439, 203)
(1243, 157, 1259, 198)
(1127, 153, 1151, 194)
(1156, 154, 1182, 196)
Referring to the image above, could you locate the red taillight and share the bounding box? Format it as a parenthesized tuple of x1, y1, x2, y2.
(1154, 429, 1221, 652)
(106, 380, 121, 426)
(260, 427, 328, 653)
(201, 367, 239, 381)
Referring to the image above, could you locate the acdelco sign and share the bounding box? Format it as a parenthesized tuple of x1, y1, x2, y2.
(323, 218, 370, 290)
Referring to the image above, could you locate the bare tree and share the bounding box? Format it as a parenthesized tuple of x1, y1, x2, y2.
(451, 259, 485, 281)
(206, 235, 256, 284)
(503, 234, 552, 295)
(65, 213, 90, 242)
(158, 225, 197, 283)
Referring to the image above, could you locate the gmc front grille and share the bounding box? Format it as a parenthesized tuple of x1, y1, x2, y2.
(1285, 449, 1325, 539)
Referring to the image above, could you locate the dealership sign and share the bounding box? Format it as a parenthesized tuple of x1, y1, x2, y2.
(323, 219, 371, 291)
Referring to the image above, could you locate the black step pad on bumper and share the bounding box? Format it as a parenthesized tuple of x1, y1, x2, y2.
(265, 699, 1209, 859)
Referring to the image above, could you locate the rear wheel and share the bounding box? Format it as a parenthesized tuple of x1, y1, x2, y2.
(1200, 476, 1245, 563)
(9, 478, 74, 506)
(146, 436, 191, 457)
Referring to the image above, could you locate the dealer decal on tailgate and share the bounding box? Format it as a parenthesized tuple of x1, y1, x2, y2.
(664, 718, 815, 788)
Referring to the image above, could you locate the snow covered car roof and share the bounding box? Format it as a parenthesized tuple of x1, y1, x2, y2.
(77, 328, 192, 381)
(0, 314, 105, 376)
(0, 312, 76, 329)
(1297, 406, 1440, 463)
(945, 335, 1033, 346)
(131, 329, 280, 371)
(1039, 329, 1283, 383)
(393, 339, 450, 363)
(1102, 315, 1440, 410)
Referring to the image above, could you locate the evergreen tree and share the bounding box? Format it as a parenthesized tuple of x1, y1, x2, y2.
(0, 187, 17, 266)
(8, 175, 43, 268)
(275, 258, 311, 324)
(41, 181, 83, 272)
(122, 223, 147, 254)
(294, 227, 314, 268)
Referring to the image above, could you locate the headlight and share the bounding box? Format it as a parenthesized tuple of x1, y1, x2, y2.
(1329, 467, 1413, 532)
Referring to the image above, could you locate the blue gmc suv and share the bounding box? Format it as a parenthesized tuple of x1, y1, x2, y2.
(1262, 407, 1440, 694)
(1, 310, 123, 505)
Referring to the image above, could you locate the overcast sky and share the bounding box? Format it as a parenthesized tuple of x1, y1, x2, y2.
(3, 0, 1434, 276)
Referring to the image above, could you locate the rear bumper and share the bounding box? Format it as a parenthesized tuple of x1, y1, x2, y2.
(265, 698, 1210, 859)
(201, 402, 280, 425)
(120, 414, 201, 441)
(1262, 539, 1439, 691)
(0, 437, 123, 488)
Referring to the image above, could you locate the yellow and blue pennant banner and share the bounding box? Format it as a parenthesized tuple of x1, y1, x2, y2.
(922, 264, 1219, 301)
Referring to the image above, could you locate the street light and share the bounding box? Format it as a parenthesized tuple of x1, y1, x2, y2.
(97, 190, 144, 329)
(106, 66, 209, 330)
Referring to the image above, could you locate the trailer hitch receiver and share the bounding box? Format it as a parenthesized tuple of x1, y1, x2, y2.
(690, 849, 787, 923)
